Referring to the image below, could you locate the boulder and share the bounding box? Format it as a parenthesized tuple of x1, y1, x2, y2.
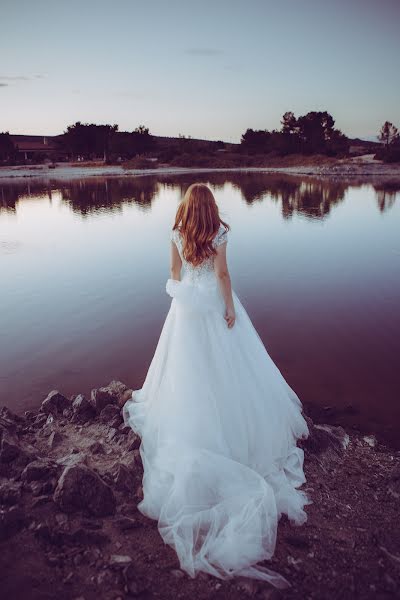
(302, 417, 349, 455)
(99, 404, 121, 423)
(71, 394, 95, 423)
(22, 459, 58, 482)
(53, 464, 116, 517)
(90, 381, 128, 414)
(41, 391, 70, 415)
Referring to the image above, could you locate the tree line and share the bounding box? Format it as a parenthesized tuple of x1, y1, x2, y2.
(0, 113, 399, 164)
(241, 111, 349, 156)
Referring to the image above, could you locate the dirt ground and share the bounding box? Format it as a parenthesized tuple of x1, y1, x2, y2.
(0, 384, 399, 600)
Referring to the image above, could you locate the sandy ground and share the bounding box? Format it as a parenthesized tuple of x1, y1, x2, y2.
(1, 156, 400, 181)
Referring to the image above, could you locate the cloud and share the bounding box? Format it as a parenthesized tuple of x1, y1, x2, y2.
(0, 74, 47, 84)
(184, 47, 223, 56)
(0, 83, 8, 87)
(0, 76, 30, 81)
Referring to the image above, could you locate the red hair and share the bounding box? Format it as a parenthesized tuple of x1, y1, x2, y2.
(172, 183, 230, 266)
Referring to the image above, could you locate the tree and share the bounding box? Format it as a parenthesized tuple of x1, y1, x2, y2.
(110, 125, 155, 159)
(0, 132, 16, 162)
(378, 121, 399, 150)
(62, 122, 118, 161)
(281, 111, 298, 135)
(296, 111, 336, 153)
(240, 128, 272, 153)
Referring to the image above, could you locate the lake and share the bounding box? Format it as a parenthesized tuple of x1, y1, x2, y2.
(1, 172, 399, 448)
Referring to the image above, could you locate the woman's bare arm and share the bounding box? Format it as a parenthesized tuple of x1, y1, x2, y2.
(170, 241, 182, 281)
(214, 242, 235, 328)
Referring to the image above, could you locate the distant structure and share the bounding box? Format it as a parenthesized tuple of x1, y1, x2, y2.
(10, 135, 66, 161)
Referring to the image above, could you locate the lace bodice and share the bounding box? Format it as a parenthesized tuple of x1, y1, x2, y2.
(171, 224, 228, 284)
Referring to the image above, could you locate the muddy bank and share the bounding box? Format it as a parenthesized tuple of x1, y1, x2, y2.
(0, 381, 399, 599)
(1, 158, 400, 182)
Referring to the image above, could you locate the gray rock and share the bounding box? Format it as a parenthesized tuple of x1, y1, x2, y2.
(106, 427, 118, 442)
(54, 464, 116, 517)
(41, 390, 70, 415)
(0, 506, 25, 541)
(0, 481, 22, 505)
(118, 423, 131, 435)
(79, 517, 103, 530)
(48, 430, 64, 449)
(115, 516, 140, 531)
(56, 452, 87, 468)
(0, 431, 21, 463)
(303, 417, 349, 455)
(30, 481, 44, 496)
(71, 394, 95, 423)
(109, 554, 132, 568)
(24, 410, 36, 420)
(99, 404, 121, 423)
(90, 380, 128, 414)
(34, 413, 48, 428)
(113, 463, 135, 493)
(88, 441, 105, 454)
(22, 459, 58, 482)
(110, 416, 123, 429)
(0, 406, 24, 432)
(363, 435, 377, 448)
(32, 495, 52, 508)
(126, 429, 141, 451)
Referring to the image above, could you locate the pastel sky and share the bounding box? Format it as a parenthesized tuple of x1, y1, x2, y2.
(1, 0, 399, 142)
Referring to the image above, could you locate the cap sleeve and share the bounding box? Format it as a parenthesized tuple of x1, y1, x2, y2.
(214, 226, 228, 247)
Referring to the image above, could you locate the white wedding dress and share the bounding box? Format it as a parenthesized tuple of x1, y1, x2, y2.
(123, 224, 312, 589)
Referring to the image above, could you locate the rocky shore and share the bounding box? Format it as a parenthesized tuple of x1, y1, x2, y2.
(0, 380, 399, 600)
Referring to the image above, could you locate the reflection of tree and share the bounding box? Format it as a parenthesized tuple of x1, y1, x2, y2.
(1, 172, 398, 221)
(272, 178, 347, 220)
(59, 177, 158, 215)
(0, 177, 159, 216)
(155, 172, 348, 220)
(0, 180, 52, 213)
(373, 181, 400, 213)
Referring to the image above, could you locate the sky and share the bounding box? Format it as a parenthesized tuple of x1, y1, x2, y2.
(1, 0, 399, 142)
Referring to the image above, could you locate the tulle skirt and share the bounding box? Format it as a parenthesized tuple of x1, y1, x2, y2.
(123, 276, 312, 588)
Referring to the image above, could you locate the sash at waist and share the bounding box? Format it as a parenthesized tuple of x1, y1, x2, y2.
(166, 278, 224, 314)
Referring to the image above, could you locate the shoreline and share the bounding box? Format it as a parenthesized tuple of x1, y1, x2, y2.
(1, 159, 400, 182)
(1, 381, 399, 599)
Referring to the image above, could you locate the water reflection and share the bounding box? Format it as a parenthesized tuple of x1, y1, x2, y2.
(374, 181, 400, 213)
(1, 173, 398, 218)
(1, 172, 399, 449)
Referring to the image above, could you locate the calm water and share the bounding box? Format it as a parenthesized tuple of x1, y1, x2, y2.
(1, 173, 399, 447)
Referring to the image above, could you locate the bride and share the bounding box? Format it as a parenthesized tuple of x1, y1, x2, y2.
(123, 182, 312, 589)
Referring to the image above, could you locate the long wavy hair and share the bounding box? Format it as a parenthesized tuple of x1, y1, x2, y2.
(172, 183, 230, 266)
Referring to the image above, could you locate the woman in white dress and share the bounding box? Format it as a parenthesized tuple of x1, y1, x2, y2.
(123, 183, 312, 589)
